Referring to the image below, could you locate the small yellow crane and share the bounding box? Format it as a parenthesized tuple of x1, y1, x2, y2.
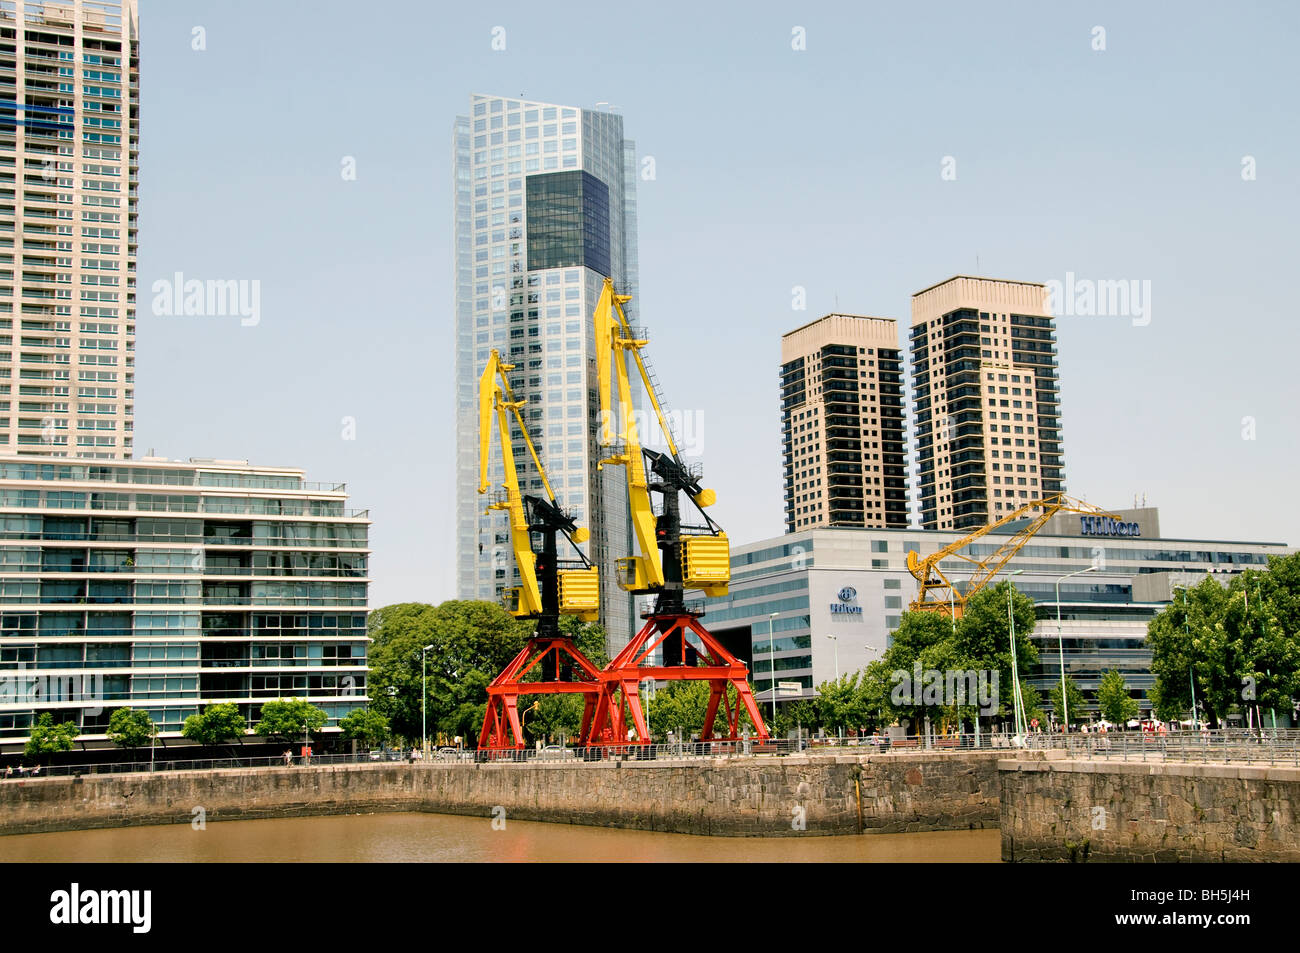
(906, 493, 1122, 618)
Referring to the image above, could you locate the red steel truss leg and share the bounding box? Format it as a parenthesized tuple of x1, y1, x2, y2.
(477, 636, 609, 750)
(597, 613, 770, 744)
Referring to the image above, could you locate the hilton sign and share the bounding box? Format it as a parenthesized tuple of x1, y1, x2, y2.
(1080, 516, 1141, 538)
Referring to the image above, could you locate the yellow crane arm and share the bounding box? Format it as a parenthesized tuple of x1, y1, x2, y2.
(906, 493, 1122, 615)
(594, 279, 664, 590)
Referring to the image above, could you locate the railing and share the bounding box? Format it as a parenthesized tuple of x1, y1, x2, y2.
(9, 730, 1298, 778)
(1023, 727, 1300, 765)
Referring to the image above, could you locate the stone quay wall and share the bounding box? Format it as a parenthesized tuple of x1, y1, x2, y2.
(0, 750, 1004, 838)
(1000, 754, 1300, 862)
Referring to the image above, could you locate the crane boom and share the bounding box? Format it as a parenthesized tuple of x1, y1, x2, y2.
(906, 493, 1122, 617)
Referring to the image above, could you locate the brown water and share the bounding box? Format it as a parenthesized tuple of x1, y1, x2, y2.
(0, 813, 1000, 863)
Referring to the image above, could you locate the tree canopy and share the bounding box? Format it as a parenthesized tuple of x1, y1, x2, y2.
(367, 600, 608, 745)
(255, 698, 328, 744)
(1147, 555, 1300, 727)
(181, 703, 247, 748)
(24, 712, 78, 760)
(107, 708, 157, 749)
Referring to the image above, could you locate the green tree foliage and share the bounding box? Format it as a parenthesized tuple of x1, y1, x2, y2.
(181, 703, 247, 748)
(1097, 669, 1139, 725)
(338, 707, 390, 748)
(366, 601, 610, 745)
(24, 712, 78, 760)
(1047, 676, 1088, 726)
(645, 679, 758, 741)
(106, 708, 156, 749)
(871, 582, 1039, 732)
(255, 698, 328, 744)
(1147, 558, 1300, 728)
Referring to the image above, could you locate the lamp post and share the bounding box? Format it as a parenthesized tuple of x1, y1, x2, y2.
(767, 612, 779, 730)
(1173, 586, 1197, 728)
(1055, 566, 1097, 731)
(1007, 570, 1025, 739)
(826, 634, 840, 681)
(421, 643, 434, 758)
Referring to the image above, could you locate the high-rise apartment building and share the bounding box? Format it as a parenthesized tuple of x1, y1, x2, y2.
(0, 456, 370, 751)
(910, 276, 1064, 530)
(453, 94, 638, 649)
(780, 314, 906, 532)
(0, 1, 138, 460)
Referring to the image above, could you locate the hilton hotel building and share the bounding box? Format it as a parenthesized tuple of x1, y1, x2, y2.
(703, 507, 1292, 722)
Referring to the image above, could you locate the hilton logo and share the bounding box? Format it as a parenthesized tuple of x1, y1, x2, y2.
(830, 586, 862, 616)
(1080, 516, 1141, 538)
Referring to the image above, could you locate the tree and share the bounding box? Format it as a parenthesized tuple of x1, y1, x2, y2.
(1047, 676, 1088, 726)
(107, 708, 156, 751)
(338, 707, 390, 748)
(181, 703, 247, 749)
(367, 601, 533, 744)
(24, 712, 78, 761)
(256, 698, 328, 745)
(1097, 669, 1139, 725)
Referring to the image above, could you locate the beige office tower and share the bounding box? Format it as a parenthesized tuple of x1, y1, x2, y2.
(0, 1, 138, 458)
(910, 276, 1065, 531)
(780, 314, 906, 531)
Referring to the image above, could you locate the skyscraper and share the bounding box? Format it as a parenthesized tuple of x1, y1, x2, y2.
(910, 276, 1065, 530)
(453, 94, 638, 648)
(0, 0, 138, 459)
(780, 314, 906, 531)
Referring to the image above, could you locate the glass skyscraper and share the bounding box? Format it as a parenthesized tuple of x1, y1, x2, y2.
(453, 94, 639, 650)
(0, 1, 139, 459)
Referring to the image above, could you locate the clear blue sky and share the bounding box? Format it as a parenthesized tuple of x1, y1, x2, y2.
(136, 1, 1300, 607)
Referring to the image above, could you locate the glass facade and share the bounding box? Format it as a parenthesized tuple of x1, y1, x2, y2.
(454, 95, 639, 652)
(525, 171, 611, 276)
(0, 458, 370, 748)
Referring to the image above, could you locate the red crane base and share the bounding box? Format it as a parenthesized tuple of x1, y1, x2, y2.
(588, 613, 770, 745)
(478, 636, 606, 750)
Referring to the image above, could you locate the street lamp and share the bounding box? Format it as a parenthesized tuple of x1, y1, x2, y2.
(826, 634, 840, 681)
(1055, 566, 1097, 731)
(1172, 586, 1197, 729)
(421, 643, 434, 758)
(1007, 570, 1026, 739)
(767, 612, 779, 730)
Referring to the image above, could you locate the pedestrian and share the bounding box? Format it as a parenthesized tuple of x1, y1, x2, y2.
(3, 764, 11, 779)
(282, 749, 292, 766)
(31, 764, 40, 776)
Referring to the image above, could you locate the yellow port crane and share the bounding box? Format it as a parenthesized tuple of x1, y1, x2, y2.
(587, 278, 767, 743)
(478, 348, 599, 626)
(477, 348, 607, 749)
(592, 277, 730, 607)
(906, 493, 1122, 618)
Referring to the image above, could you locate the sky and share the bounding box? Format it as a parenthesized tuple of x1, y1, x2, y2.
(135, 1, 1300, 608)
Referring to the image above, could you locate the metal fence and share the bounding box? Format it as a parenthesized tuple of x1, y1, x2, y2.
(1023, 728, 1300, 765)
(7, 729, 1299, 779)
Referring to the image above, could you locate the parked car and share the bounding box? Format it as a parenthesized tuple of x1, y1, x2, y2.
(534, 745, 575, 761)
(368, 748, 384, 761)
